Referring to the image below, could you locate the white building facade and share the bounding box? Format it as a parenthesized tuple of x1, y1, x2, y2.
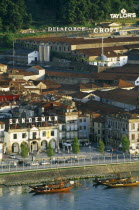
(4, 116, 59, 154)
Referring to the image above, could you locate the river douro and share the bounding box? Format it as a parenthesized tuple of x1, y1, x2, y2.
(1, 178, 139, 210)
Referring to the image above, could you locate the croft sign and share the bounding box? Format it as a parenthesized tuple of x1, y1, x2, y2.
(110, 9, 136, 19)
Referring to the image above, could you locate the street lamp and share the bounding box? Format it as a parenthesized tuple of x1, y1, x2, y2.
(123, 153, 125, 162)
(117, 154, 118, 163)
(64, 158, 65, 167)
(97, 154, 99, 164)
(9, 162, 10, 172)
(111, 154, 112, 163)
(103, 155, 105, 163)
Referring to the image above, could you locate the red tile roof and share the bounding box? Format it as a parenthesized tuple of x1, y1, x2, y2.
(19, 36, 139, 45)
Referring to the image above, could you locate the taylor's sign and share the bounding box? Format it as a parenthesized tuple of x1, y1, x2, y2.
(110, 9, 136, 19)
(9, 116, 58, 125)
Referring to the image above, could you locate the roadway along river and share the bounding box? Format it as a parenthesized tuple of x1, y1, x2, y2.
(1, 177, 139, 210)
(0, 154, 139, 173)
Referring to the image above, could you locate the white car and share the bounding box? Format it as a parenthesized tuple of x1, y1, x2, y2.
(40, 161, 50, 165)
(30, 162, 39, 166)
(9, 154, 16, 159)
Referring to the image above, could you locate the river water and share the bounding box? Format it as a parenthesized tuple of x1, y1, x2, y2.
(1, 178, 139, 210)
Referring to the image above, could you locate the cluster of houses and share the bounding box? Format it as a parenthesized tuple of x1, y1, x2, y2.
(1, 35, 139, 160)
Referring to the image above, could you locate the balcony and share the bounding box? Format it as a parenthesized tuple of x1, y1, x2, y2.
(28, 138, 40, 141)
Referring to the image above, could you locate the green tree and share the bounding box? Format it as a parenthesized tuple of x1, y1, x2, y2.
(121, 135, 130, 152)
(72, 137, 80, 154)
(21, 142, 29, 158)
(2, 34, 14, 48)
(60, 0, 92, 24)
(98, 139, 105, 153)
(46, 142, 54, 157)
(0, 0, 31, 32)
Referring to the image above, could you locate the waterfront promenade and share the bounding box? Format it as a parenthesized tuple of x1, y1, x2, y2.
(0, 146, 139, 173)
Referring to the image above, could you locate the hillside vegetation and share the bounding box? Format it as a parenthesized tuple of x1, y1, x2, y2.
(0, 0, 138, 33)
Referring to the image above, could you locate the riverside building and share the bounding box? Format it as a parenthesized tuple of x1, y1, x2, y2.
(105, 113, 139, 154)
(4, 116, 59, 154)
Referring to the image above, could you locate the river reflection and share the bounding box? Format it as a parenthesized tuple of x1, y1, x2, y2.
(1, 179, 139, 210)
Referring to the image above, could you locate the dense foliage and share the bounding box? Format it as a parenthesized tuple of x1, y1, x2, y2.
(0, 0, 137, 33)
(0, 0, 31, 32)
(72, 137, 80, 154)
(46, 142, 54, 157)
(121, 135, 130, 152)
(98, 139, 105, 153)
(58, 0, 135, 24)
(21, 142, 29, 158)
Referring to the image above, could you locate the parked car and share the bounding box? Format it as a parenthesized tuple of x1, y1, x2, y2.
(40, 161, 50, 165)
(65, 158, 78, 163)
(105, 147, 112, 152)
(9, 154, 16, 159)
(30, 162, 39, 166)
(52, 159, 64, 164)
(18, 160, 27, 166)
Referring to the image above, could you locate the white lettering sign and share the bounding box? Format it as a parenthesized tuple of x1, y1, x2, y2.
(110, 8, 136, 19)
(9, 116, 58, 125)
(47, 27, 119, 33)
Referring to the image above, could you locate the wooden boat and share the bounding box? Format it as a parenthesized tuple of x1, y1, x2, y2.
(94, 177, 129, 185)
(35, 185, 74, 194)
(29, 179, 70, 192)
(30, 179, 75, 193)
(102, 178, 130, 185)
(30, 182, 66, 191)
(104, 181, 139, 188)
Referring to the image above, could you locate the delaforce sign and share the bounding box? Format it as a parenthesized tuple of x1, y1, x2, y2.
(110, 9, 136, 19)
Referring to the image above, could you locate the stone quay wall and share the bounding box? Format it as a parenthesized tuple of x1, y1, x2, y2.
(0, 162, 139, 186)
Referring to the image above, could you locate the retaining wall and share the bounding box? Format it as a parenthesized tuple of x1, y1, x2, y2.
(0, 162, 139, 186)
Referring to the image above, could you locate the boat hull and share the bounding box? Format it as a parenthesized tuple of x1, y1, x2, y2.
(105, 182, 139, 188)
(35, 185, 73, 194)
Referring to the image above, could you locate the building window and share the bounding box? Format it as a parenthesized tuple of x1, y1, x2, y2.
(79, 126, 82, 130)
(80, 119, 82, 122)
(115, 122, 117, 129)
(84, 118, 86, 122)
(131, 124, 135, 130)
(22, 133, 26, 138)
(13, 134, 17, 139)
(33, 132, 37, 139)
(51, 131, 54, 136)
(84, 126, 86, 130)
(42, 131, 46, 137)
(132, 134, 135, 140)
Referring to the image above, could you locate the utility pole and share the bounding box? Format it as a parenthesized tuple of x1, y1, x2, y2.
(13, 40, 15, 69)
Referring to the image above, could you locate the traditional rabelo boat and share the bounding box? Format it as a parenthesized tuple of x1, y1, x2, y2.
(94, 173, 131, 185)
(94, 177, 129, 185)
(34, 185, 74, 194)
(104, 181, 139, 188)
(29, 179, 74, 194)
(29, 181, 69, 192)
